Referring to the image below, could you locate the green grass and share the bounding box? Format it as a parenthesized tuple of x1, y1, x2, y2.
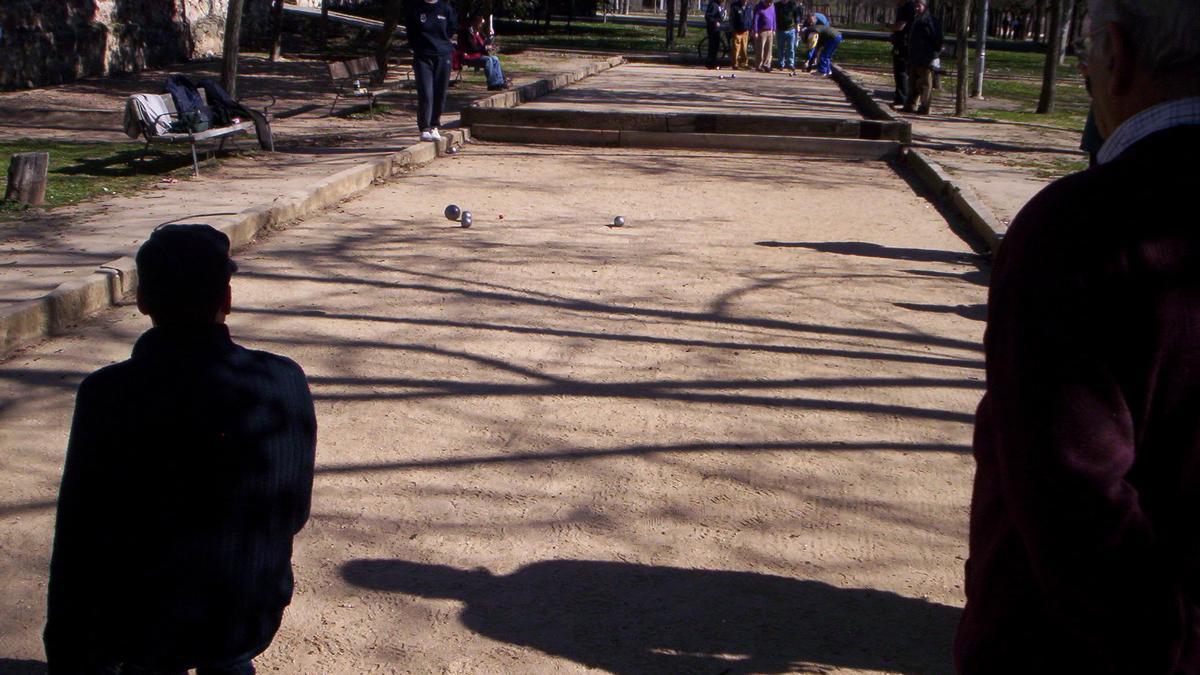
(0, 141, 197, 215)
(498, 19, 697, 54)
(964, 77, 1089, 131)
(345, 102, 395, 119)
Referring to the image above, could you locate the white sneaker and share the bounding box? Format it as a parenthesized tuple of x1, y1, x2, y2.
(430, 128, 443, 140)
(420, 130, 435, 141)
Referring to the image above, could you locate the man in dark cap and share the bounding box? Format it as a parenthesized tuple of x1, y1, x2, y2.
(45, 224, 317, 674)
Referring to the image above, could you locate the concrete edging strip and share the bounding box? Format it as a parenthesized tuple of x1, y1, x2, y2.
(902, 148, 1003, 252)
(0, 58, 626, 357)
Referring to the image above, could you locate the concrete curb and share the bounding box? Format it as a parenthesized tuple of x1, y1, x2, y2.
(471, 124, 901, 159)
(901, 148, 1003, 252)
(0, 59, 625, 358)
(830, 65, 902, 125)
(829, 65, 1003, 254)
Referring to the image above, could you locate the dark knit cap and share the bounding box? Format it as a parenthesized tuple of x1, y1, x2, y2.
(136, 224, 237, 320)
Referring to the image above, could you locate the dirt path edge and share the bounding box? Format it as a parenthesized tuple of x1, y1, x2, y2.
(831, 64, 1004, 255)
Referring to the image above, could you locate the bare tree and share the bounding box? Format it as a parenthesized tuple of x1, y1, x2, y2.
(1036, 0, 1065, 112)
(269, 0, 286, 62)
(955, 0, 971, 115)
(320, 0, 330, 42)
(222, 0, 246, 97)
(972, 0, 988, 97)
(665, 0, 676, 47)
(377, 0, 405, 76)
(678, 0, 690, 38)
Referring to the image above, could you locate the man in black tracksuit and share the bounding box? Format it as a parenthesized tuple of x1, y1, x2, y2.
(404, 0, 457, 140)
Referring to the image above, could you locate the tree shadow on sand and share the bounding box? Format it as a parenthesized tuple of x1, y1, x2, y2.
(342, 559, 960, 675)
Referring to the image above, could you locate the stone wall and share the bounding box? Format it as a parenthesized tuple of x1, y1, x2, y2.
(0, 0, 229, 89)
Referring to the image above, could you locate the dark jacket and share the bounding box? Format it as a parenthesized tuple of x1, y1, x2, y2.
(45, 324, 317, 673)
(775, 0, 798, 31)
(813, 22, 841, 44)
(956, 124, 1200, 674)
(704, 0, 728, 31)
(730, 0, 754, 32)
(404, 0, 457, 57)
(891, 0, 915, 49)
(906, 11, 942, 67)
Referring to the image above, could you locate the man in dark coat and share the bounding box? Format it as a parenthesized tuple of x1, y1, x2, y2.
(704, 0, 729, 69)
(956, 0, 1200, 672)
(44, 224, 318, 674)
(890, 0, 915, 107)
(901, 0, 941, 114)
(728, 0, 754, 70)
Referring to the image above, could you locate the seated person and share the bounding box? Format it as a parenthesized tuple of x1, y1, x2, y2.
(459, 15, 511, 91)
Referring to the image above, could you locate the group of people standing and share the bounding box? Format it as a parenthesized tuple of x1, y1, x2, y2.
(704, 0, 844, 76)
(889, 0, 943, 114)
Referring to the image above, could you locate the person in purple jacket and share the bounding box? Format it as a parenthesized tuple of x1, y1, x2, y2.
(751, 0, 777, 72)
(956, 0, 1200, 672)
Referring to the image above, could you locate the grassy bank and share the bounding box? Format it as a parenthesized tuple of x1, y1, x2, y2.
(0, 141, 195, 216)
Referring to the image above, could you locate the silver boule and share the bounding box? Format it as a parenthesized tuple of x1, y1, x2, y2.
(461, 211, 473, 228)
(612, 216, 625, 227)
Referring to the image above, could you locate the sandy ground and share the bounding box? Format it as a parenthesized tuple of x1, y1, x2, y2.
(0, 142, 986, 673)
(521, 62, 860, 118)
(0, 52, 608, 310)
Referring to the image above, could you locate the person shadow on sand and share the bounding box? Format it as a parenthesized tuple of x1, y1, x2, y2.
(341, 558, 960, 674)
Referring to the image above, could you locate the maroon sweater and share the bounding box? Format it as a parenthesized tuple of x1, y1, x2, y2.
(956, 124, 1200, 674)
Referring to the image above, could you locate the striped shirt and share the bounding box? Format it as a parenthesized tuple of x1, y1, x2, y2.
(1097, 96, 1200, 165)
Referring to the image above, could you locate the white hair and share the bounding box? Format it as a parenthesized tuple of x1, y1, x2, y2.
(1088, 0, 1200, 77)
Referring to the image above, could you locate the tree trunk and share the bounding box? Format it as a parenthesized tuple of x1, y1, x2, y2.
(678, 0, 689, 38)
(1032, 0, 1044, 41)
(1057, 0, 1076, 65)
(222, 0, 246, 98)
(955, 0, 971, 115)
(377, 0, 404, 76)
(269, 0, 285, 62)
(1036, 0, 1065, 112)
(972, 0, 988, 97)
(5, 152, 49, 206)
(665, 0, 676, 48)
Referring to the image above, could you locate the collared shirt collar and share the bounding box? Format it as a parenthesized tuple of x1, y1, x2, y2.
(132, 323, 234, 359)
(1097, 96, 1200, 165)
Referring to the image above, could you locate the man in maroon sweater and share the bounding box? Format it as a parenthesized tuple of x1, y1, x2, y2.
(956, 1, 1200, 672)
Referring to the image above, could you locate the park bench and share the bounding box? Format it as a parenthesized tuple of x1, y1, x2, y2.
(125, 92, 275, 177)
(327, 56, 413, 119)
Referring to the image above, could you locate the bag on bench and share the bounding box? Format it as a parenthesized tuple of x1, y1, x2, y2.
(165, 74, 213, 133)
